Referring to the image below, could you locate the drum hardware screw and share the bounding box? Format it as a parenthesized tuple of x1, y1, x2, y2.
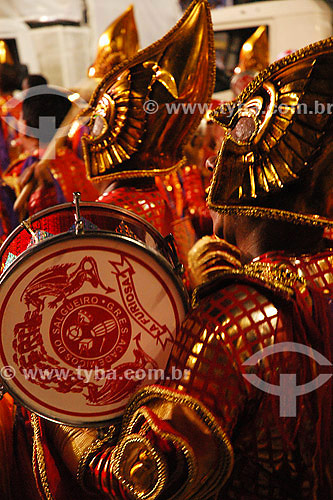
(164, 234, 184, 276)
(73, 192, 84, 235)
(21, 219, 38, 243)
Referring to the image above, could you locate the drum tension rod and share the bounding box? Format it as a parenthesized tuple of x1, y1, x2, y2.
(21, 219, 39, 244)
(73, 192, 84, 235)
(165, 233, 184, 276)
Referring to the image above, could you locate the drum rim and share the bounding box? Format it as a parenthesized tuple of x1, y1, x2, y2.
(0, 201, 172, 263)
(0, 230, 188, 308)
(0, 231, 189, 427)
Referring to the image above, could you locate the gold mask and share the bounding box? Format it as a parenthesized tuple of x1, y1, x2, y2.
(88, 6, 139, 79)
(209, 36, 333, 227)
(82, 0, 215, 183)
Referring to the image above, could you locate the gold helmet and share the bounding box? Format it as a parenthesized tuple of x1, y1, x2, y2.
(82, 0, 215, 183)
(0, 41, 14, 65)
(236, 26, 269, 74)
(208, 36, 333, 228)
(88, 5, 139, 79)
(231, 26, 269, 96)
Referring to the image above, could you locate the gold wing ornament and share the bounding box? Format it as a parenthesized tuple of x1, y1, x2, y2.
(82, 0, 215, 183)
(209, 36, 333, 227)
(88, 5, 139, 79)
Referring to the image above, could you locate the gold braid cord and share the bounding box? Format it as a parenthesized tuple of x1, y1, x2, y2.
(76, 425, 116, 492)
(111, 385, 234, 500)
(188, 235, 242, 289)
(31, 414, 54, 500)
(192, 261, 307, 308)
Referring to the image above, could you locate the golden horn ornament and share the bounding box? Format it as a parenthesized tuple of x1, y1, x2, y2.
(88, 5, 139, 79)
(0, 41, 14, 65)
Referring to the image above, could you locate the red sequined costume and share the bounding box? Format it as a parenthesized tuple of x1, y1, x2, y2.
(98, 186, 173, 236)
(0, 94, 21, 172)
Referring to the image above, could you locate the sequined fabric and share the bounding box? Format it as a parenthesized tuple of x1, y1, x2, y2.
(97, 186, 173, 237)
(165, 249, 333, 499)
(49, 146, 98, 204)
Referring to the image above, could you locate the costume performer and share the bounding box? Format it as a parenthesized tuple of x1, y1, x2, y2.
(81, 0, 215, 265)
(88, 5, 139, 80)
(2, 7, 332, 500)
(230, 25, 269, 97)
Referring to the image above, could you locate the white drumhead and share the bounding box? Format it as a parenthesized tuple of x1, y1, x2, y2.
(0, 233, 187, 425)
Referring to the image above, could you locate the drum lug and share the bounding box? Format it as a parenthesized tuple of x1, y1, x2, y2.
(73, 192, 84, 234)
(164, 234, 184, 276)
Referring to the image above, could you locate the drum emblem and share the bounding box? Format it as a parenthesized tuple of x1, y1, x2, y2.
(21, 256, 113, 312)
(50, 294, 131, 367)
(0, 240, 182, 421)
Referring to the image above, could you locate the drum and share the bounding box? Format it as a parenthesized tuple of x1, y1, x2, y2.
(0, 200, 188, 426)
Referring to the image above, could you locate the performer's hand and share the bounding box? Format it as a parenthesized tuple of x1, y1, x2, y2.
(19, 160, 54, 190)
(85, 387, 229, 500)
(14, 160, 55, 219)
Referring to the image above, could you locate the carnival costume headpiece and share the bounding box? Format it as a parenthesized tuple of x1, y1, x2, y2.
(209, 36, 333, 227)
(88, 6, 139, 79)
(230, 26, 269, 97)
(0, 41, 14, 65)
(82, 0, 215, 183)
(236, 26, 269, 74)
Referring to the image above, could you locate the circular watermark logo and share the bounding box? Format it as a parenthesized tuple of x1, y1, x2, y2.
(2, 84, 89, 160)
(0, 365, 16, 380)
(242, 342, 332, 417)
(143, 99, 159, 114)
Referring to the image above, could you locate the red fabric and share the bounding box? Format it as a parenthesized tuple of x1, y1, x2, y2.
(97, 186, 173, 237)
(165, 248, 333, 499)
(49, 147, 98, 203)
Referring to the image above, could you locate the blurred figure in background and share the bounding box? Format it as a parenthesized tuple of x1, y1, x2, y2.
(21, 74, 48, 91)
(4, 86, 97, 218)
(0, 51, 21, 172)
(230, 25, 269, 97)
